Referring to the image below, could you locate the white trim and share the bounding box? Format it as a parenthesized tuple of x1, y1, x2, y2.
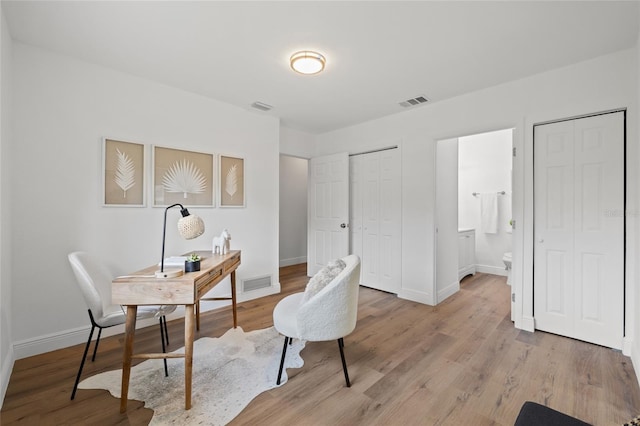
(11, 283, 279, 359)
(12, 315, 177, 360)
(437, 280, 460, 303)
(279, 256, 307, 268)
(520, 315, 535, 332)
(1, 344, 14, 407)
(623, 336, 633, 357)
(398, 288, 434, 305)
(475, 265, 508, 276)
(632, 340, 640, 389)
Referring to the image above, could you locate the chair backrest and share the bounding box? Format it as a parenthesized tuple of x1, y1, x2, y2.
(297, 254, 361, 341)
(68, 251, 122, 322)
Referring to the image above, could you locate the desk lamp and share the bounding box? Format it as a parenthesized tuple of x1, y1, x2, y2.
(156, 203, 205, 278)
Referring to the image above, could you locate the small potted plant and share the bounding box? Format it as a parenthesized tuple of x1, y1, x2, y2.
(185, 253, 201, 272)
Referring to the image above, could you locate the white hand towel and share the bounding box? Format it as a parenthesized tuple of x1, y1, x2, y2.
(481, 193, 498, 234)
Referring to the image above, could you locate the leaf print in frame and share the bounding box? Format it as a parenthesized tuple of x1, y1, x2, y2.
(153, 146, 214, 207)
(220, 155, 244, 207)
(115, 148, 136, 198)
(162, 159, 208, 199)
(103, 139, 145, 207)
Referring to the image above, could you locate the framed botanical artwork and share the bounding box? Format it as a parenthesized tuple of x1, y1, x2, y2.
(219, 155, 245, 208)
(153, 146, 215, 207)
(103, 138, 145, 207)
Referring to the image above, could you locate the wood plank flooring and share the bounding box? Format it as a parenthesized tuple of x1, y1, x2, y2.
(2, 266, 639, 425)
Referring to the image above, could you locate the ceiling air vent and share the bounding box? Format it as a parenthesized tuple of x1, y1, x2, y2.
(251, 101, 273, 112)
(399, 95, 429, 108)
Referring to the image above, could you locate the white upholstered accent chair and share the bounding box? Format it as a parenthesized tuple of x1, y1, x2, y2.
(68, 251, 177, 400)
(273, 254, 361, 387)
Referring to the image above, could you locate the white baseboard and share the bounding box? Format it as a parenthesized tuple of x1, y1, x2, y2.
(437, 280, 460, 303)
(12, 284, 282, 360)
(279, 257, 307, 267)
(518, 315, 535, 332)
(632, 340, 640, 389)
(1, 345, 15, 408)
(623, 336, 633, 357)
(12, 313, 181, 360)
(475, 264, 508, 276)
(398, 288, 434, 306)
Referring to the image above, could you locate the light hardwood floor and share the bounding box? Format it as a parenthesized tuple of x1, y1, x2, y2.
(2, 266, 639, 425)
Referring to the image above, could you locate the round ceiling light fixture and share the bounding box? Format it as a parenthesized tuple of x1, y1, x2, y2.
(290, 50, 326, 75)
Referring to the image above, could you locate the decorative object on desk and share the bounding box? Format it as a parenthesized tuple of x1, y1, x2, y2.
(156, 203, 205, 278)
(102, 138, 145, 207)
(78, 326, 305, 425)
(153, 146, 215, 207)
(184, 253, 201, 272)
(219, 155, 245, 207)
(212, 228, 231, 255)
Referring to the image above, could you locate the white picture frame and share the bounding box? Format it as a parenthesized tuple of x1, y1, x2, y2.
(152, 145, 215, 207)
(219, 155, 245, 208)
(102, 138, 146, 207)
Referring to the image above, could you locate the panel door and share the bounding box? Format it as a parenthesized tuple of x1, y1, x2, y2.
(533, 112, 624, 349)
(350, 149, 401, 293)
(307, 152, 349, 276)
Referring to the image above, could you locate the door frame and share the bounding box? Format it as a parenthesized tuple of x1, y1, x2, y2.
(522, 107, 630, 353)
(433, 127, 518, 307)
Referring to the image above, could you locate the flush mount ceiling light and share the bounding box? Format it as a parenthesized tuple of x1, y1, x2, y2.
(290, 51, 326, 75)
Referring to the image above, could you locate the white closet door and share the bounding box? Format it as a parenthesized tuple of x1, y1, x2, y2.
(534, 112, 624, 349)
(349, 155, 363, 262)
(378, 149, 401, 293)
(350, 149, 401, 293)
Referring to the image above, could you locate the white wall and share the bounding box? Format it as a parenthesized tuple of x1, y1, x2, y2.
(315, 48, 638, 339)
(280, 125, 315, 158)
(10, 43, 281, 359)
(279, 155, 308, 267)
(435, 138, 459, 301)
(0, 7, 14, 405)
(633, 7, 640, 382)
(458, 129, 512, 275)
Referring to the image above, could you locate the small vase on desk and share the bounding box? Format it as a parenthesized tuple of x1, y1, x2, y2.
(185, 260, 200, 272)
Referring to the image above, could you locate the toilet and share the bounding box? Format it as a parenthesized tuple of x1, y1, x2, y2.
(502, 252, 512, 285)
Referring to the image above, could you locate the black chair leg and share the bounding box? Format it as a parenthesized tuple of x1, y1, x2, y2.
(338, 338, 351, 387)
(91, 327, 102, 362)
(159, 318, 169, 377)
(276, 336, 290, 385)
(71, 324, 95, 400)
(162, 316, 169, 346)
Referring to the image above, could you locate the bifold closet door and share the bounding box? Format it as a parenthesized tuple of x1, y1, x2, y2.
(350, 149, 401, 294)
(533, 111, 624, 349)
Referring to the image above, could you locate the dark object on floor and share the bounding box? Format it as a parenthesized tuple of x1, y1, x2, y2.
(514, 401, 591, 426)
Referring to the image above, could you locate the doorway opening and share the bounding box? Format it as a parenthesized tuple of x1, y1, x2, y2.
(279, 154, 309, 268)
(435, 128, 514, 304)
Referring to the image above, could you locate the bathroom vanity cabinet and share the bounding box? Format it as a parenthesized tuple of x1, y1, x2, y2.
(458, 229, 476, 280)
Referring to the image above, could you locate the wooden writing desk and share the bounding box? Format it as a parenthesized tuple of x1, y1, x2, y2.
(112, 250, 241, 412)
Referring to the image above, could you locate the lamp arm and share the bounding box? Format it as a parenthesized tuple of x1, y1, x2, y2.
(160, 203, 185, 273)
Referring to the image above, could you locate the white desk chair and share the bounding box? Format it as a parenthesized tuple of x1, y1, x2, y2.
(273, 255, 361, 387)
(68, 251, 176, 400)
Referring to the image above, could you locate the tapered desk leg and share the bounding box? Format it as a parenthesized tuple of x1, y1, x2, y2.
(184, 304, 195, 410)
(231, 271, 237, 328)
(120, 305, 137, 413)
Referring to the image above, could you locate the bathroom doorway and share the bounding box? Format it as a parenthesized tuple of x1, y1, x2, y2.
(435, 128, 514, 304)
(458, 129, 513, 279)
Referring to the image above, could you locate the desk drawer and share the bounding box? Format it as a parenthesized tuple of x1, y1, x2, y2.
(223, 252, 241, 274)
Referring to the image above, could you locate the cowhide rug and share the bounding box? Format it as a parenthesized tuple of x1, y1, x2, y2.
(79, 326, 305, 425)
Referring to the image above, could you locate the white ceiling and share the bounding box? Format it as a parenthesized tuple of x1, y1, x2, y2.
(2, 1, 639, 134)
